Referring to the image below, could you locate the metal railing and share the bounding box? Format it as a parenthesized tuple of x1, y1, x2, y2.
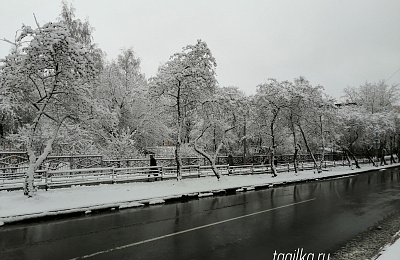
(0, 152, 348, 172)
(0, 158, 375, 191)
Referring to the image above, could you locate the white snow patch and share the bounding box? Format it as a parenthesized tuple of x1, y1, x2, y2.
(375, 229, 400, 260)
(85, 210, 91, 214)
(236, 188, 244, 192)
(164, 195, 182, 200)
(198, 192, 213, 198)
(149, 199, 165, 205)
(119, 202, 144, 209)
(212, 189, 226, 193)
(184, 193, 199, 196)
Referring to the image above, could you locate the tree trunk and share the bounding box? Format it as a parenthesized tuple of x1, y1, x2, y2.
(175, 119, 183, 180)
(298, 124, 320, 173)
(193, 125, 235, 180)
(319, 115, 326, 170)
(390, 136, 396, 164)
(24, 118, 66, 197)
(270, 117, 278, 177)
(24, 149, 37, 197)
(175, 84, 183, 180)
(193, 143, 220, 180)
(390, 154, 396, 164)
(347, 150, 360, 169)
(367, 154, 376, 166)
(270, 149, 277, 177)
(293, 144, 300, 173)
(380, 148, 387, 166)
(344, 150, 352, 168)
(174, 142, 182, 180)
(290, 119, 299, 173)
(366, 147, 377, 167)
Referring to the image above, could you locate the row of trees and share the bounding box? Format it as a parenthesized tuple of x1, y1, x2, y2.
(1, 1, 399, 196)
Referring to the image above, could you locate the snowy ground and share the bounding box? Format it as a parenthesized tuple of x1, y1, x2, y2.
(1, 163, 399, 258)
(374, 230, 400, 260)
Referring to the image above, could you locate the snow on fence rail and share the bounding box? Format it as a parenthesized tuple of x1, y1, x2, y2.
(0, 159, 373, 191)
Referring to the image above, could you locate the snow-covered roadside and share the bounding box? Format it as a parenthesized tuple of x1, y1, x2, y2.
(374, 231, 400, 260)
(0, 163, 395, 224)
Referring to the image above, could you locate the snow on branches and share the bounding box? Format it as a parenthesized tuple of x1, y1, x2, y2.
(1, 20, 97, 197)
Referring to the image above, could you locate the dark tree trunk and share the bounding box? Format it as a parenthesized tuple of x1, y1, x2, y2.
(298, 124, 320, 173)
(348, 150, 360, 169)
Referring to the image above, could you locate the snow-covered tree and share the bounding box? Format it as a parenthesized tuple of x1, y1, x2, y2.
(94, 48, 149, 156)
(58, 0, 104, 72)
(341, 80, 400, 166)
(0, 21, 97, 196)
(335, 106, 370, 167)
(334, 105, 396, 167)
(59, 0, 93, 47)
(285, 80, 303, 173)
(94, 47, 168, 157)
(193, 86, 245, 179)
(150, 40, 217, 180)
(285, 77, 334, 173)
(343, 80, 400, 114)
(254, 79, 290, 177)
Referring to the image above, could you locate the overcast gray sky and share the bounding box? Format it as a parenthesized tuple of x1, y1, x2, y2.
(1, 0, 399, 100)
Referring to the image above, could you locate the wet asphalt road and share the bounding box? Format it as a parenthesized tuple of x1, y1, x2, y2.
(1, 167, 400, 260)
